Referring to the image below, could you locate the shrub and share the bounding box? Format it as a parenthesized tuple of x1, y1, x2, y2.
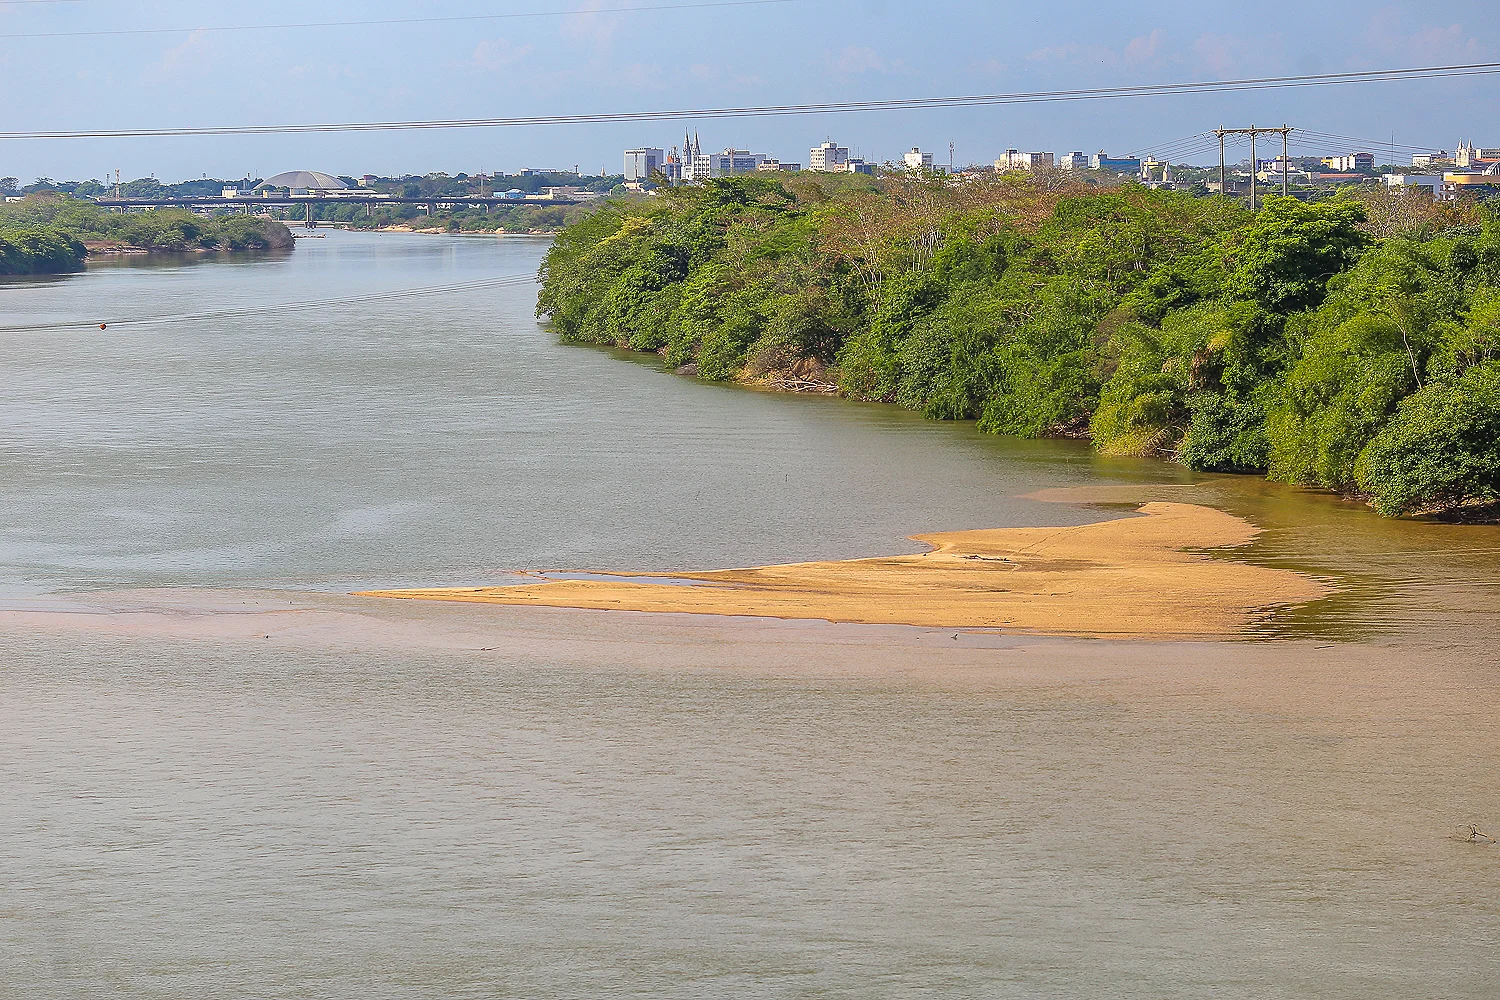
(1356, 362, 1500, 515)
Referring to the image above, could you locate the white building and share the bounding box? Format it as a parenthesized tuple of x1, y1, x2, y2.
(995, 150, 1054, 172)
(623, 148, 665, 182)
(903, 148, 934, 171)
(1057, 152, 1089, 170)
(1456, 141, 1500, 168)
(1320, 152, 1374, 172)
(757, 160, 802, 172)
(1411, 151, 1452, 168)
(1384, 174, 1443, 196)
(809, 141, 850, 172)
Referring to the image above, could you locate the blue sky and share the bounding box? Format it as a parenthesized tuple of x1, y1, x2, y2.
(2, 0, 1496, 182)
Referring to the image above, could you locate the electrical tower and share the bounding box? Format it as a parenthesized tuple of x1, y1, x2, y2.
(1214, 124, 1293, 209)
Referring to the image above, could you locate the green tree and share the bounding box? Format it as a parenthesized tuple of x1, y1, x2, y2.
(1357, 361, 1500, 515)
(1227, 196, 1368, 313)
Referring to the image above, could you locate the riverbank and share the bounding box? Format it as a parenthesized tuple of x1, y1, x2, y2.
(1, 198, 294, 274)
(359, 501, 1329, 637)
(538, 175, 1500, 519)
(372, 224, 560, 235)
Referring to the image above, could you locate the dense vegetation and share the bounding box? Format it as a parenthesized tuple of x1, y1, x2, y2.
(538, 173, 1500, 517)
(0, 197, 293, 274)
(298, 199, 594, 233)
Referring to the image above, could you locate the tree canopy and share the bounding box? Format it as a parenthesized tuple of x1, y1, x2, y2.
(539, 173, 1500, 518)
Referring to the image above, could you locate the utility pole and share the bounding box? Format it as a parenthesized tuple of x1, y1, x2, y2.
(1282, 124, 1290, 196)
(1214, 125, 1296, 210)
(1218, 129, 1226, 198)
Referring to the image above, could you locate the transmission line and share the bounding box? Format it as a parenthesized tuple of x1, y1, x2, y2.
(5, 61, 1500, 141)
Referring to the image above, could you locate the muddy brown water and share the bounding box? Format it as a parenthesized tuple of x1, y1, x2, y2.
(2, 232, 1497, 998)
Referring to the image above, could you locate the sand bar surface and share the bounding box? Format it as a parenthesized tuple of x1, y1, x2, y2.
(359, 502, 1330, 637)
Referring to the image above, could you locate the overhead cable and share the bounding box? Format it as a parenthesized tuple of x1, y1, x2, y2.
(5, 61, 1500, 141)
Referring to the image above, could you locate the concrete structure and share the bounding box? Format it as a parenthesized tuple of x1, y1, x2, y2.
(1456, 141, 1500, 168)
(1141, 157, 1174, 184)
(903, 148, 934, 171)
(708, 149, 769, 176)
(623, 148, 665, 182)
(1411, 152, 1452, 168)
(1384, 174, 1443, 196)
(756, 160, 801, 172)
(995, 150, 1054, 171)
(1446, 164, 1500, 193)
(1090, 151, 1141, 173)
(256, 170, 348, 195)
(1319, 152, 1374, 172)
(679, 131, 710, 182)
(1057, 152, 1089, 170)
(845, 158, 875, 176)
(809, 141, 850, 172)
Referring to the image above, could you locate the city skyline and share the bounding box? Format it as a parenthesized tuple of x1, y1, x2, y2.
(1, 0, 1496, 181)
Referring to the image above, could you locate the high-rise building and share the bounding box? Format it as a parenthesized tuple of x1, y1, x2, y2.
(995, 150, 1054, 171)
(903, 148, 934, 171)
(809, 141, 850, 172)
(623, 148, 665, 182)
(1090, 151, 1142, 173)
(1319, 152, 1374, 172)
(708, 149, 769, 175)
(1057, 152, 1089, 170)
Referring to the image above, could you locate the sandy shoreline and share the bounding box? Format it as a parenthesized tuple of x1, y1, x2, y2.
(358, 501, 1330, 637)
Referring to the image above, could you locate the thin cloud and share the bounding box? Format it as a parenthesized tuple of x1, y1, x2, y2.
(561, 0, 621, 49)
(1192, 33, 1237, 74)
(835, 46, 902, 75)
(1364, 8, 1484, 62)
(1030, 29, 1170, 68)
(1123, 29, 1164, 64)
(472, 37, 534, 71)
(142, 29, 213, 83)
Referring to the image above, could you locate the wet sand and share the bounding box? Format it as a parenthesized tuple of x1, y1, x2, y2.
(358, 502, 1330, 637)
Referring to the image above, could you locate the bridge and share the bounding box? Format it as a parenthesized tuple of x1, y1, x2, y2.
(90, 193, 588, 227)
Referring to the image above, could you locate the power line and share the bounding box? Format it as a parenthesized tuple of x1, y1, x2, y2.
(1295, 129, 1439, 153)
(5, 60, 1500, 141)
(0, 0, 797, 39)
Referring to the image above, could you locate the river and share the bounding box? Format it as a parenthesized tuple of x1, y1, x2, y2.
(2, 231, 1497, 998)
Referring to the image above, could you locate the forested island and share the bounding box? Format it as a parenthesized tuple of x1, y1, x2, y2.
(0, 198, 293, 274)
(538, 173, 1500, 517)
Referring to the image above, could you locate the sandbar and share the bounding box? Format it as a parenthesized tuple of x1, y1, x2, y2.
(357, 502, 1329, 637)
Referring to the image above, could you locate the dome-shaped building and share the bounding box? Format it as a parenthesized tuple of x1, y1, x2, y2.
(257, 170, 349, 193)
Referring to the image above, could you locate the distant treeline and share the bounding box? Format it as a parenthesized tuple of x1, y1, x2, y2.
(0, 171, 624, 202)
(296, 200, 596, 233)
(538, 173, 1500, 517)
(0, 197, 294, 274)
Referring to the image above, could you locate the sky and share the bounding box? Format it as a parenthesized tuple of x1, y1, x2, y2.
(2, 0, 1497, 183)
